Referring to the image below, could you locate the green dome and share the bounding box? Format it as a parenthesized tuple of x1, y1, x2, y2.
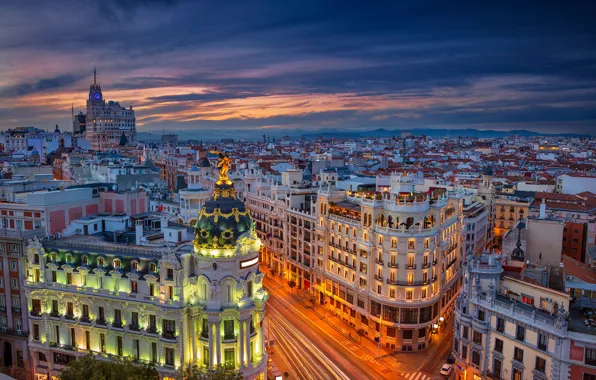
(193, 183, 253, 249)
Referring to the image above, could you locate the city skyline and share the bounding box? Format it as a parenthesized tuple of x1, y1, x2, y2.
(1, 1, 596, 135)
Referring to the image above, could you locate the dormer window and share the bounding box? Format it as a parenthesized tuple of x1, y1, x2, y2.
(131, 261, 138, 271)
(97, 258, 105, 266)
(113, 259, 121, 268)
(149, 263, 156, 273)
(50, 252, 56, 261)
(65, 254, 72, 263)
(82, 256, 88, 265)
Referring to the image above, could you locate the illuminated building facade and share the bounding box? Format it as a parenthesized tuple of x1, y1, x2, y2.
(24, 162, 267, 379)
(84, 69, 136, 151)
(314, 172, 464, 351)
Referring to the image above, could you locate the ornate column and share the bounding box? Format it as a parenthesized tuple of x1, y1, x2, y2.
(246, 320, 252, 368)
(216, 321, 222, 366)
(239, 319, 245, 368)
(208, 322, 214, 368)
(191, 316, 197, 363)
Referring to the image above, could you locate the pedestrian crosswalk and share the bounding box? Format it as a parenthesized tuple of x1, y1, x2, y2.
(403, 372, 431, 380)
(359, 354, 381, 365)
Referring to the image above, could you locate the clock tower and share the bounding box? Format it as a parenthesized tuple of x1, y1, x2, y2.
(87, 67, 103, 103)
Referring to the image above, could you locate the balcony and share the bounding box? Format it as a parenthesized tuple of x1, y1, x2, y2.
(162, 332, 176, 341)
(405, 264, 417, 270)
(388, 262, 398, 268)
(112, 321, 123, 329)
(12, 307, 21, 314)
(30, 309, 42, 317)
(50, 342, 75, 351)
(223, 334, 237, 342)
(375, 259, 384, 265)
(0, 327, 28, 337)
(386, 278, 398, 285)
(200, 330, 209, 339)
(422, 262, 430, 269)
(80, 316, 91, 324)
(147, 326, 158, 335)
(129, 324, 140, 332)
(374, 275, 383, 282)
(50, 311, 61, 319)
(0, 306, 5, 312)
(64, 314, 75, 321)
(96, 319, 107, 326)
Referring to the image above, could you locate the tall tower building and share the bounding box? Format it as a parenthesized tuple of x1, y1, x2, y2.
(84, 69, 136, 151)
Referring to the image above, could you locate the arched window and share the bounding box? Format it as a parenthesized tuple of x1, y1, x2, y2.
(82, 256, 88, 265)
(113, 259, 121, 268)
(149, 263, 156, 272)
(97, 257, 104, 266)
(131, 261, 138, 270)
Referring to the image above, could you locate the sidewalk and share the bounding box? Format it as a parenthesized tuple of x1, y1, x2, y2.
(266, 275, 454, 373)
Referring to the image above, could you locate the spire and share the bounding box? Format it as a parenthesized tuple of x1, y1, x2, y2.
(94, 67, 97, 85)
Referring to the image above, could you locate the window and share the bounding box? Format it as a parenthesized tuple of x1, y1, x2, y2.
(402, 330, 413, 339)
(131, 281, 137, 293)
(407, 273, 413, 285)
(514, 347, 524, 362)
(408, 240, 415, 249)
(82, 256, 88, 265)
(97, 257, 104, 266)
(586, 348, 596, 366)
(224, 320, 234, 339)
(521, 294, 534, 306)
(493, 359, 502, 379)
(496, 317, 505, 333)
(538, 334, 548, 352)
(9, 261, 17, 271)
(421, 289, 427, 299)
(472, 350, 480, 366)
(535, 356, 546, 373)
(100, 333, 106, 353)
(165, 348, 175, 366)
(584, 374, 596, 380)
(462, 326, 469, 339)
(66, 272, 72, 285)
(131, 261, 138, 270)
(117, 336, 123, 356)
(461, 346, 467, 360)
(113, 259, 121, 268)
(516, 325, 525, 341)
(203, 346, 209, 366)
(513, 369, 521, 380)
(114, 309, 122, 326)
(149, 263, 156, 272)
(224, 348, 235, 368)
(33, 324, 39, 340)
(477, 310, 485, 321)
(406, 290, 413, 300)
(494, 338, 503, 353)
(473, 330, 482, 344)
(11, 278, 18, 289)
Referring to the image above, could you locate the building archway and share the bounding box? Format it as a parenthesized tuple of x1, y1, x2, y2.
(3, 342, 12, 367)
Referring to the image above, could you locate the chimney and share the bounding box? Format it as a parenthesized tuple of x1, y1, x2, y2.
(539, 198, 546, 219)
(135, 220, 143, 245)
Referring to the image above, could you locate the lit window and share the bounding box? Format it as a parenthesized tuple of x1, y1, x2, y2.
(97, 258, 104, 266)
(113, 259, 121, 268)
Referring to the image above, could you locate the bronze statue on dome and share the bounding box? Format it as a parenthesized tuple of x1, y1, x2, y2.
(210, 151, 232, 185)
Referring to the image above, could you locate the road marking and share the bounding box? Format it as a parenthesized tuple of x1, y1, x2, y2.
(404, 372, 430, 380)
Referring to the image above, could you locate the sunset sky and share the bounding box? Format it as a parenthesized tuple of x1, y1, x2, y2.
(1, 1, 595, 135)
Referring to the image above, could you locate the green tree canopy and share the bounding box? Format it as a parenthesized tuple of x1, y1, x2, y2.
(176, 365, 242, 380)
(60, 356, 157, 380)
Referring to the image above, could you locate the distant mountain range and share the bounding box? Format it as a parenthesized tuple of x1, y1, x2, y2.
(137, 128, 588, 142)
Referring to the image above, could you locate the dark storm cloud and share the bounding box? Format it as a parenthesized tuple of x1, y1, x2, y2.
(0, 0, 595, 134)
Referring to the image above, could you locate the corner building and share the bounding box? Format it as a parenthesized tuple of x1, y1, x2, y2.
(314, 173, 464, 351)
(24, 180, 267, 379)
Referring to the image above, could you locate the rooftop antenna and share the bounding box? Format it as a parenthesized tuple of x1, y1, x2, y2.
(94, 67, 97, 85)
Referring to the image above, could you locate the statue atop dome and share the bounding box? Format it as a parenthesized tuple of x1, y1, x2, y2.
(210, 151, 232, 185)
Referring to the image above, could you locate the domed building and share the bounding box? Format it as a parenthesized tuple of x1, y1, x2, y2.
(190, 156, 268, 379)
(23, 154, 268, 380)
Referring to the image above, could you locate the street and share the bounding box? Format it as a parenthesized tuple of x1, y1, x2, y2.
(264, 276, 453, 380)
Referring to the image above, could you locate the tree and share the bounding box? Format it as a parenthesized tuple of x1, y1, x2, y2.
(60, 355, 158, 380)
(176, 365, 242, 380)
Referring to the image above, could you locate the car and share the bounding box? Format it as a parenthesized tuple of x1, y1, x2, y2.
(440, 364, 453, 376)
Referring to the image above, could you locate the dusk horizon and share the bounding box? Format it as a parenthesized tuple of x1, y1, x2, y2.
(1, 1, 596, 135)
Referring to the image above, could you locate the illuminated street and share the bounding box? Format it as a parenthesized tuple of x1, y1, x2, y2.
(264, 276, 453, 379)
